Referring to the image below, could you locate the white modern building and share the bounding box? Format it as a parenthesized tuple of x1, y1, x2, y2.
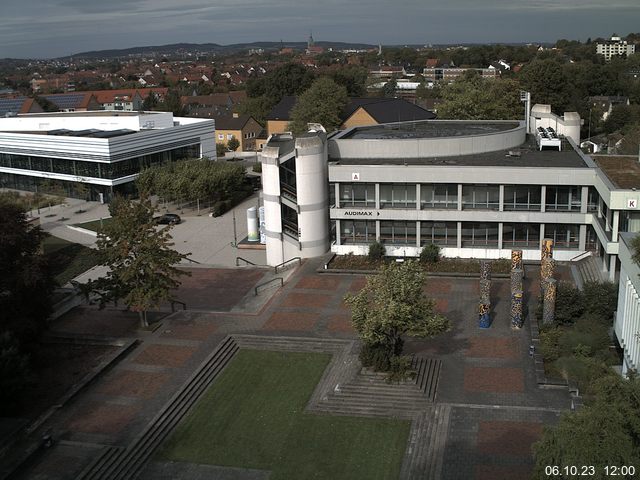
(596, 35, 636, 61)
(260, 105, 640, 282)
(615, 233, 640, 375)
(0, 111, 215, 201)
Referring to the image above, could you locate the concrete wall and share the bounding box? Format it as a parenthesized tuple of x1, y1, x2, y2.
(329, 121, 525, 159)
(615, 234, 640, 375)
(295, 134, 330, 258)
(260, 145, 284, 266)
(529, 104, 581, 145)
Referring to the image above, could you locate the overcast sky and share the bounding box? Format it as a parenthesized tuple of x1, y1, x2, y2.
(1, 0, 639, 59)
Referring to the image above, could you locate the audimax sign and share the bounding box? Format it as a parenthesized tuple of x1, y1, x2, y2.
(343, 211, 380, 216)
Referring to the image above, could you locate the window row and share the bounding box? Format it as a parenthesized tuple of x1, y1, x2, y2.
(0, 145, 201, 180)
(332, 183, 599, 212)
(338, 220, 597, 250)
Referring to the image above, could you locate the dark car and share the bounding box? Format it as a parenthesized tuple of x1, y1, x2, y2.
(154, 213, 181, 225)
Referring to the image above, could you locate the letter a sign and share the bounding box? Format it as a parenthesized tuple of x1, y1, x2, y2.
(352, 172, 360, 181)
(628, 199, 638, 209)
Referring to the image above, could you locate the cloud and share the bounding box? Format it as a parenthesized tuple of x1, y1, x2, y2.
(0, 0, 639, 58)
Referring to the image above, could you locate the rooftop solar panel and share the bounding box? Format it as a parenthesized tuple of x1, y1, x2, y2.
(0, 97, 27, 116)
(43, 94, 85, 109)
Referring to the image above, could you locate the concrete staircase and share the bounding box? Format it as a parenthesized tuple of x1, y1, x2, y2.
(76, 336, 240, 480)
(572, 253, 605, 289)
(313, 356, 441, 419)
(400, 404, 452, 480)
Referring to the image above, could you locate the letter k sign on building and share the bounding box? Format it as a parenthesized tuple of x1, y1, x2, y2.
(628, 199, 638, 209)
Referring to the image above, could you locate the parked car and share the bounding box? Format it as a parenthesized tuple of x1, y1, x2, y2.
(153, 213, 181, 225)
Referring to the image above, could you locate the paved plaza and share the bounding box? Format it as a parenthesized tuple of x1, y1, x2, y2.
(6, 257, 571, 480)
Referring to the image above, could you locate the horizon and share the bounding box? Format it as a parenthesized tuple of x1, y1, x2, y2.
(1, 0, 639, 59)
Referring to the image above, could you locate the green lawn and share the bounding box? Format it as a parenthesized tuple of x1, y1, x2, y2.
(42, 235, 100, 285)
(74, 217, 112, 232)
(158, 350, 410, 480)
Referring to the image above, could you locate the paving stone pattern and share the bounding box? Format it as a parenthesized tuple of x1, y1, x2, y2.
(7, 261, 574, 480)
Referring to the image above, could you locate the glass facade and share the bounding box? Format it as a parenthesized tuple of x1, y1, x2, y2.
(545, 186, 582, 212)
(502, 223, 540, 248)
(340, 220, 375, 244)
(420, 221, 457, 246)
(461, 222, 499, 247)
(339, 183, 375, 208)
(380, 221, 416, 244)
(503, 185, 541, 211)
(545, 224, 580, 249)
(462, 185, 499, 210)
(0, 144, 200, 181)
(420, 184, 457, 209)
(281, 204, 298, 238)
(380, 184, 416, 209)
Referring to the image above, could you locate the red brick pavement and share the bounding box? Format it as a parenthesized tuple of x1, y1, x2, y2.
(96, 370, 171, 399)
(327, 313, 355, 333)
(475, 465, 532, 480)
(295, 276, 340, 290)
(161, 320, 218, 341)
(435, 298, 449, 313)
(423, 279, 452, 295)
(281, 292, 333, 309)
(476, 420, 543, 455)
(464, 367, 525, 393)
(347, 277, 367, 292)
(465, 337, 520, 359)
(68, 403, 141, 435)
(263, 311, 320, 331)
(133, 344, 197, 368)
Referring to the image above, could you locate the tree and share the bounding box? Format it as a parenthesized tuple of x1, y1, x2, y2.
(533, 375, 640, 478)
(141, 92, 159, 111)
(518, 59, 572, 112)
(227, 136, 240, 152)
(0, 332, 33, 414)
(0, 201, 54, 344)
(288, 77, 348, 133)
(216, 143, 227, 158)
(246, 63, 315, 102)
(382, 78, 397, 98)
(344, 261, 450, 370)
(88, 196, 190, 327)
(438, 76, 522, 120)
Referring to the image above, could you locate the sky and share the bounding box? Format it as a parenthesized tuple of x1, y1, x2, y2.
(1, 0, 639, 59)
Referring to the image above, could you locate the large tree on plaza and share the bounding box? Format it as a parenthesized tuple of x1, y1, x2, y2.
(288, 77, 348, 133)
(87, 196, 190, 327)
(344, 261, 450, 370)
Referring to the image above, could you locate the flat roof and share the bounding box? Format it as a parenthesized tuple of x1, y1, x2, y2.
(593, 155, 640, 189)
(14, 111, 156, 118)
(339, 120, 520, 140)
(330, 137, 588, 168)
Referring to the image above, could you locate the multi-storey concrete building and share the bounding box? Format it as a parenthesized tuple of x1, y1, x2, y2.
(260, 105, 640, 284)
(596, 35, 636, 61)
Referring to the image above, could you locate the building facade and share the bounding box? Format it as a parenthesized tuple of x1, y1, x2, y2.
(596, 35, 636, 61)
(261, 106, 640, 283)
(0, 111, 215, 201)
(614, 233, 640, 376)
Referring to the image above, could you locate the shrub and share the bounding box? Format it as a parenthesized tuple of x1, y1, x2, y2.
(558, 317, 610, 358)
(554, 281, 585, 325)
(539, 326, 562, 363)
(420, 243, 440, 263)
(553, 355, 612, 392)
(0, 333, 33, 414)
(582, 281, 618, 323)
(252, 162, 262, 173)
(216, 143, 227, 157)
(367, 241, 385, 261)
